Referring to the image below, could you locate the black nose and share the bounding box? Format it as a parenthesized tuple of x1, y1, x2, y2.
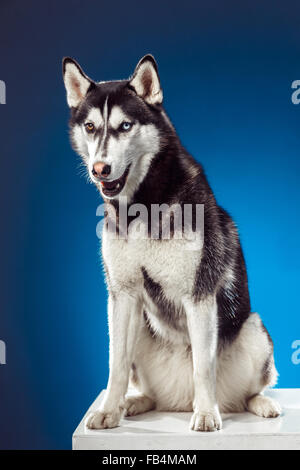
(92, 163, 111, 178)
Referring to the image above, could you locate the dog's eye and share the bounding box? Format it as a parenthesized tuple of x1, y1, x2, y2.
(120, 121, 132, 132)
(85, 122, 95, 133)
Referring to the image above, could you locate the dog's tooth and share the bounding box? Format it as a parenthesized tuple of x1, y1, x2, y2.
(117, 183, 120, 189)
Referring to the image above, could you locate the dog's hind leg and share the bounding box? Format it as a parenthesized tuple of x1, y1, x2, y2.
(125, 363, 156, 416)
(247, 394, 281, 418)
(217, 313, 281, 417)
(124, 393, 155, 416)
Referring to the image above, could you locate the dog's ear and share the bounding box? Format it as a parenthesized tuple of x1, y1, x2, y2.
(62, 57, 93, 108)
(129, 55, 163, 105)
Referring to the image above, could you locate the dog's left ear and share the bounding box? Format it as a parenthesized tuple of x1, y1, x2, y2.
(129, 55, 163, 105)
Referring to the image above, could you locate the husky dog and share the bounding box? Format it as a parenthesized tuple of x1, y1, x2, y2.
(63, 55, 281, 432)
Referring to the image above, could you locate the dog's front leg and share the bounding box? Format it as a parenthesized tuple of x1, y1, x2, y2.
(86, 292, 142, 429)
(184, 295, 222, 432)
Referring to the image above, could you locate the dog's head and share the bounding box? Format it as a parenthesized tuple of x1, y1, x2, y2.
(63, 55, 169, 200)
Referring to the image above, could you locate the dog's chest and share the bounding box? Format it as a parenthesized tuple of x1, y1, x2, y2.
(102, 231, 201, 300)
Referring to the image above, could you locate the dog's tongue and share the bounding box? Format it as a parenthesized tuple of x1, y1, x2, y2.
(101, 180, 117, 189)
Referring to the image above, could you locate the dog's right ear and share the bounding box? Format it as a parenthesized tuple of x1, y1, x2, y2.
(62, 58, 93, 108)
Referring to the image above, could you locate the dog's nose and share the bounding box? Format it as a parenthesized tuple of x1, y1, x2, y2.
(92, 162, 111, 179)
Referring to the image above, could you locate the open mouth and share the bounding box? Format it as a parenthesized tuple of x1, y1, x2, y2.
(100, 165, 131, 197)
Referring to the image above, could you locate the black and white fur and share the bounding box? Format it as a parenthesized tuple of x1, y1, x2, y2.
(63, 55, 281, 432)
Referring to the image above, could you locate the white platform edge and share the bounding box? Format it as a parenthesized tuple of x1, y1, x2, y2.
(73, 389, 300, 450)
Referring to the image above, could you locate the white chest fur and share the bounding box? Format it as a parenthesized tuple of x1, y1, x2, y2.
(103, 229, 201, 294)
(102, 229, 202, 343)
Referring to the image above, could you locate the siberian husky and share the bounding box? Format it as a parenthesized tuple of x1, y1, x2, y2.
(63, 55, 281, 432)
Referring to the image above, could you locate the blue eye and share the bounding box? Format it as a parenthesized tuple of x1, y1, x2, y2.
(121, 121, 132, 131)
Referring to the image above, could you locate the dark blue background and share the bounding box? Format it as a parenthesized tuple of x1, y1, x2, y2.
(0, 0, 299, 449)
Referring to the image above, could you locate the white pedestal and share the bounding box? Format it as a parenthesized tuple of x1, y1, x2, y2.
(73, 389, 300, 450)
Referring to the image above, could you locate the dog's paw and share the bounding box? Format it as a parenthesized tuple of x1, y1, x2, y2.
(247, 395, 282, 418)
(125, 394, 155, 417)
(85, 409, 121, 429)
(190, 408, 222, 432)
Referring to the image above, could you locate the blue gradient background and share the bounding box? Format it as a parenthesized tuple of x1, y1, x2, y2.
(0, 0, 299, 449)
